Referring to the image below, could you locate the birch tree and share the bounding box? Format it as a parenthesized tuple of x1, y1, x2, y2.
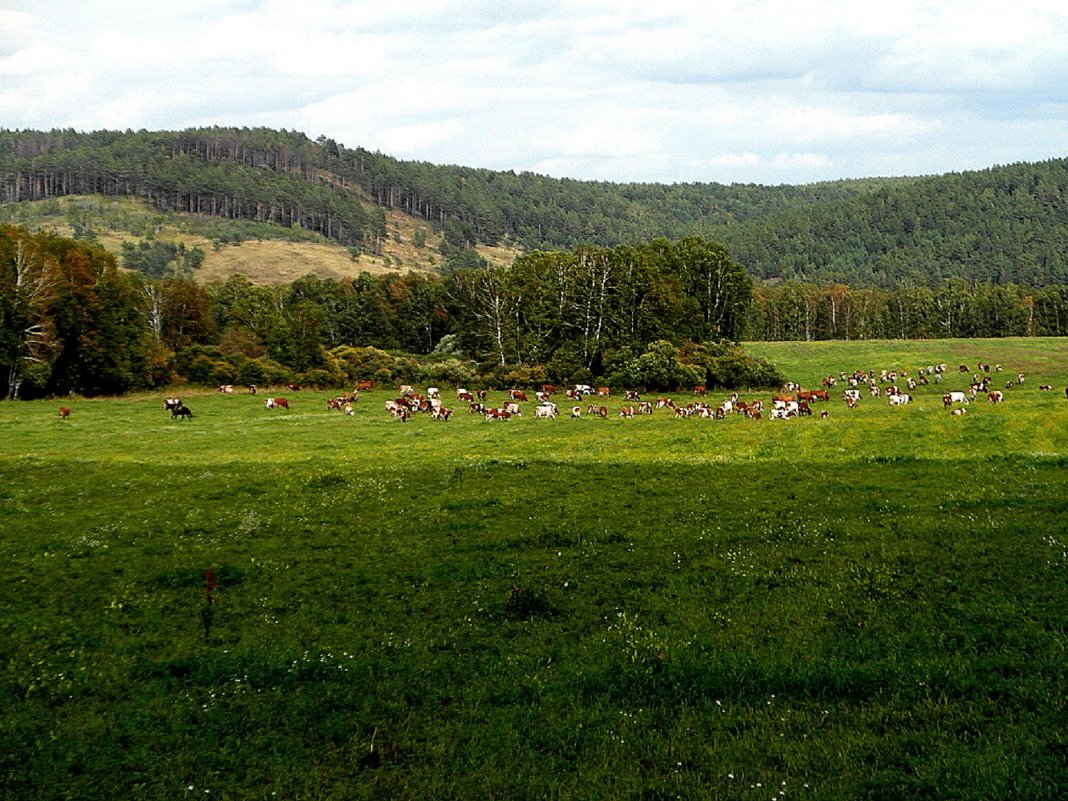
(1, 233, 60, 399)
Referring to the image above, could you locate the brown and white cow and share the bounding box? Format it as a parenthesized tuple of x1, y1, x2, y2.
(987, 390, 1004, 403)
(508, 389, 529, 402)
(58, 406, 71, 419)
(265, 397, 289, 410)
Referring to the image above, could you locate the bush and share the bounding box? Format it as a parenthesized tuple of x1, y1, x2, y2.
(605, 340, 702, 391)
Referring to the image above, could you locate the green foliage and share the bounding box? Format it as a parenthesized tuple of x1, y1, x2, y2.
(605, 340, 703, 391)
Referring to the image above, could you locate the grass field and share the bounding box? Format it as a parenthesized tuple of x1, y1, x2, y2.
(2, 338, 1066, 800)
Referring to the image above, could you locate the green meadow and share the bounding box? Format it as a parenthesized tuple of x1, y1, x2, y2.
(2, 338, 1066, 800)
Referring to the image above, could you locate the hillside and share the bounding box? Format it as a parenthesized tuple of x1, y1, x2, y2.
(0, 195, 521, 284)
(1, 127, 1066, 287)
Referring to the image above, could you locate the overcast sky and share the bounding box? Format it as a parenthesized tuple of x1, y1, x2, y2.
(2, 1, 1066, 185)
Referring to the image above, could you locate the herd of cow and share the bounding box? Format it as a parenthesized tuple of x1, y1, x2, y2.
(165, 365, 1059, 425)
(51, 363, 1064, 423)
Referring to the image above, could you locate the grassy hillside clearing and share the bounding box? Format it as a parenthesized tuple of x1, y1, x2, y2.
(0, 195, 521, 284)
(1, 339, 1066, 800)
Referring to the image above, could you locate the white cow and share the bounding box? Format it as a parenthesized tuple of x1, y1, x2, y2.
(535, 403, 558, 419)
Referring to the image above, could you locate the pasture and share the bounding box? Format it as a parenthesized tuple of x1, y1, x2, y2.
(1, 338, 1066, 800)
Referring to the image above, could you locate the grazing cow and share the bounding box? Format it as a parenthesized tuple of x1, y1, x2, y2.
(596, 387, 611, 397)
(265, 397, 289, 410)
(476, 390, 488, 401)
(468, 402, 485, 415)
(624, 389, 641, 401)
(540, 384, 557, 395)
(503, 402, 523, 416)
(286, 383, 301, 392)
(1038, 384, 1053, 391)
(574, 384, 594, 396)
(952, 407, 968, 416)
(798, 400, 812, 416)
(571, 405, 582, 418)
(484, 408, 512, 420)
(217, 384, 234, 394)
(171, 403, 193, 420)
(536, 391, 552, 403)
(508, 389, 529, 402)
(843, 389, 861, 404)
(343, 403, 355, 416)
(565, 388, 582, 401)
(820, 410, 829, 419)
(888, 393, 911, 406)
(457, 391, 474, 402)
(399, 385, 414, 396)
(58, 406, 71, 419)
(432, 406, 453, 421)
(987, 391, 1004, 403)
(943, 391, 969, 406)
(248, 384, 258, 395)
(426, 387, 440, 399)
(535, 404, 558, 419)
(619, 406, 637, 418)
(355, 380, 375, 392)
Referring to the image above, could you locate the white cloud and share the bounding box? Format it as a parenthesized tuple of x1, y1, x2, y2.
(377, 119, 466, 155)
(0, 0, 1065, 184)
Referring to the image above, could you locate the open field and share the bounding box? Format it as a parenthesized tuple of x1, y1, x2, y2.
(2, 339, 1067, 800)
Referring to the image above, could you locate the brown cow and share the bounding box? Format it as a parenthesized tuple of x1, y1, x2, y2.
(508, 390, 528, 402)
(355, 380, 375, 392)
(58, 406, 71, 419)
(266, 397, 289, 410)
(693, 385, 707, 396)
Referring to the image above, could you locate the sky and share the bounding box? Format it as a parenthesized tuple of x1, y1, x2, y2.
(1, 0, 1066, 186)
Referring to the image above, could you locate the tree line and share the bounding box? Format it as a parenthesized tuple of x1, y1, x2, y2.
(3, 127, 1066, 286)
(3, 225, 1068, 400)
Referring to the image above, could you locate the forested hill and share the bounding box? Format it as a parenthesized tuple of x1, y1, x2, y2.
(1, 127, 1066, 287)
